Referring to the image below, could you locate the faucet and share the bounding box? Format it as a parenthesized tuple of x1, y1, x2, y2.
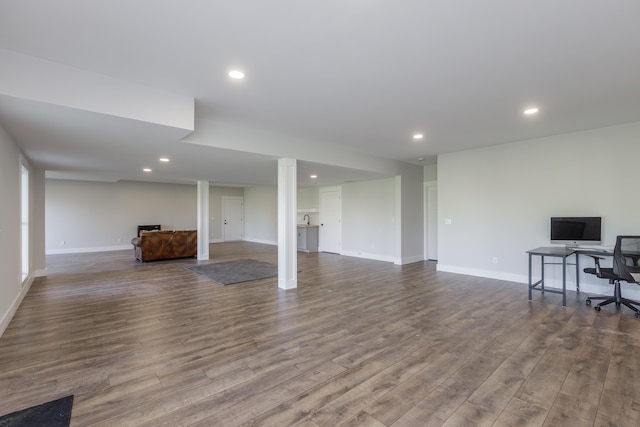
(303, 214, 310, 225)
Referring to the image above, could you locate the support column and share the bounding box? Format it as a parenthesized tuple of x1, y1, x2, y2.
(394, 176, 402, 264)
(278, 158, 297, 289)
(197, 180, 210, 260)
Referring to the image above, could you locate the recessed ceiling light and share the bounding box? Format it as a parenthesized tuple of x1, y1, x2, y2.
(310, 175, 318, 179)
(413, 134, 424, 140)
(228, 70, 245, 79)
(143, 168, 152, 172)
(524, 108, 539, 115)
(159, 157, 170, 162)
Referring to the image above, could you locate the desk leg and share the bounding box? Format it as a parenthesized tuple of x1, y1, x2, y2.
(528, 253, 532, 301)
(540, 255, 545, 292)
(562, 255, 567, 306)
(575, 253, 580, 293)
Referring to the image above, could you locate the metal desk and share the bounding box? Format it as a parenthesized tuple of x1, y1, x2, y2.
(527, 247, 577, 306)
(528, 246, 638, 307)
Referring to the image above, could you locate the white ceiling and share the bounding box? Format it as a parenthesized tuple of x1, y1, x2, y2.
(1, 1, 639, 187)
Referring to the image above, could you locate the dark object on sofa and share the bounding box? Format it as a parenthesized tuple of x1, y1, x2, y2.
(137, 224, 161, 237)
(130, 230, 197, 262)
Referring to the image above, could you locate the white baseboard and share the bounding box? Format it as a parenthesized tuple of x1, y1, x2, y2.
(243, 238, 277, 246)
(46, 244, 132, 255)
(341, 250, 395, 263)
(437, 264, 527, 284)
(394, 255, 425, 265)
(435, 264, 640, 300)
(0, 275, 35, 338)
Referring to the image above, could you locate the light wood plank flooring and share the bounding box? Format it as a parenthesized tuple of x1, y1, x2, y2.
(1, 241, 640, 426)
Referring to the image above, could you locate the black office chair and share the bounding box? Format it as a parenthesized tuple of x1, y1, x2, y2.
(585, 235, 640, 317)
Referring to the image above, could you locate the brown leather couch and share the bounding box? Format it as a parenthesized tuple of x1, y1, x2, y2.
(130, 230, 197, 262)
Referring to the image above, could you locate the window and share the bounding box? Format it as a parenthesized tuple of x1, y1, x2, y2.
(20, 163, 29, 283)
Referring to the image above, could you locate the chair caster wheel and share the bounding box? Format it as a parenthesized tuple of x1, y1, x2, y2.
(595, 306, 601, 312)
(586, 299, 591, 306)
(635, 312, 640, 318)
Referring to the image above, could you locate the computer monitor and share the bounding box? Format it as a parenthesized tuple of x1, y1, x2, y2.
(550, 217, 601, 245)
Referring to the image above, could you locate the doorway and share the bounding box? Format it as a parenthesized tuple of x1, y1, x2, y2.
(222, 196, 244, 241)
(318, 187, 342, 253)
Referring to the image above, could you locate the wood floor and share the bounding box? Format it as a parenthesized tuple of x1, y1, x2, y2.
(1, 241, 640, 426)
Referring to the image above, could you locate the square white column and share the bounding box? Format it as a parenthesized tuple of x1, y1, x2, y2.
(278, 158, 297, 289)
(197, 180, 210, 260)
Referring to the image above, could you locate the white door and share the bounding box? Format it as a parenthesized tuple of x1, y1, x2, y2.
(222, 197, 243, 241)
(319, 187, 341, 253)
(424, 181, 438, 260)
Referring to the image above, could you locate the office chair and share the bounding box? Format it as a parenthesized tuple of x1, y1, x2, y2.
(585, 235, 640, 317)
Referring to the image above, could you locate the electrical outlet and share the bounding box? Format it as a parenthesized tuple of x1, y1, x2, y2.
(492, 257, 498, 264)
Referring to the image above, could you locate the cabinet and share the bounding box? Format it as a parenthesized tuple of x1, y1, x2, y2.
(297, 226, 319, 252)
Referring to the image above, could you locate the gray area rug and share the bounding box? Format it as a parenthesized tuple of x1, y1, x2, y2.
(184, 259, 277, 285)
(0, 395, 73, 427)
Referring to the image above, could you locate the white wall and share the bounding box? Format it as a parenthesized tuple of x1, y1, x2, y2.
(0, 125, 42, 335)
(244, 186, 278, 245)
(242, 180, 405, 263)
(32, 169, 46, 275)
(297, 187, 319, 225)
(424, 163, 437, 181)
(229, 186, 324, 246)
(209, 186, 244, 242)
(44, 180, 245, 251)
(342, 178, 396, 262)
(0, 125, 22, 333)
(399, 165, 425, 264)
(45, 180, 198, 253)
(437, 121, 640, 298)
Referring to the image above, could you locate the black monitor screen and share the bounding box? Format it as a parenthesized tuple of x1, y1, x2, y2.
(550, 217, 601, 244)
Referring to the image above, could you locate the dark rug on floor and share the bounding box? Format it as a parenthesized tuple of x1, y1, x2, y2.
(0, 395, 73, 427)
(185, 259, 277, 285)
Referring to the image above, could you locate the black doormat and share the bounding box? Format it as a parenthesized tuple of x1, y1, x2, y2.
(185, 259, 277, 285)
(0, 395, 73, 427)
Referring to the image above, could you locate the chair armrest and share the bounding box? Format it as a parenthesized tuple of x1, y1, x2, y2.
(131, 237, 141, 246)
(586, 255, 605, 275)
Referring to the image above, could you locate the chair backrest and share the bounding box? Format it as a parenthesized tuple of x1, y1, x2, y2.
(612, 235, 640, 283)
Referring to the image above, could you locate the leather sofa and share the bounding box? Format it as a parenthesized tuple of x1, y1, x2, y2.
(130, 230, 197, 262)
